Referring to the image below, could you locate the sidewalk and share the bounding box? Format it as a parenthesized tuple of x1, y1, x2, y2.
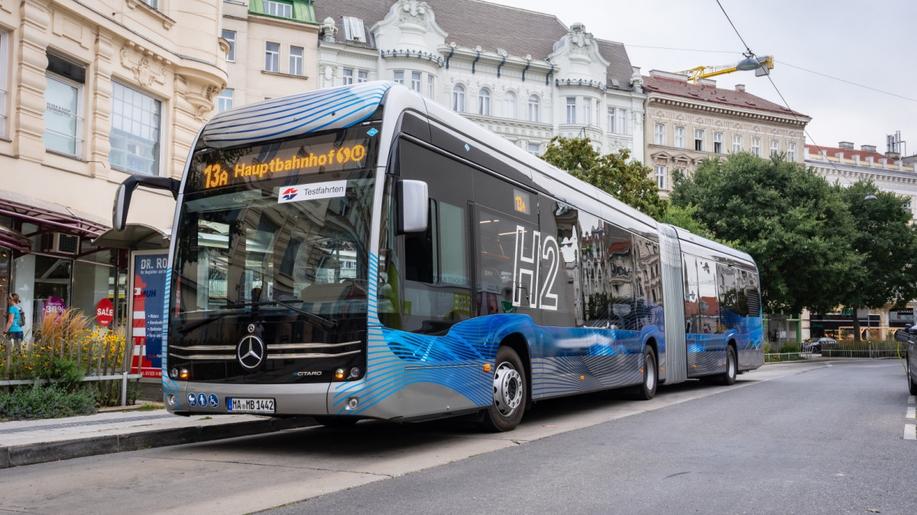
(0, 408, 315, 469)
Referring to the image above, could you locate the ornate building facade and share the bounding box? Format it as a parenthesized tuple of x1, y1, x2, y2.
(643, 70, 810, 194)
(313, 0, 646, 160)
(219, 0, 320, 109)
(0, 0, 226, 329)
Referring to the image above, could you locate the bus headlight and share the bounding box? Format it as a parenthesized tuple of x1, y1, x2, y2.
(348, 367, 361, 379)
(179, 368, 190, 380)
(334, 368, 346, 381)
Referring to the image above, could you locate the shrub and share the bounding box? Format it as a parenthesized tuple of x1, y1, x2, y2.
(46, 357, 85, 392)
(0, 384, 96, 420)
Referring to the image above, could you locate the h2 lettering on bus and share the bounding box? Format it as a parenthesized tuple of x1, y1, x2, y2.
(512, 225, 559, 311)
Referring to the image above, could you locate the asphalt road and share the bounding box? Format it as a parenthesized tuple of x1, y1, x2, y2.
(271, 361, 917, 515)
(0, 360, 913, 514)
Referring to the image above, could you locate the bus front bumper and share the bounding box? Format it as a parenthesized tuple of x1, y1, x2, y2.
(164, 380, 331, 416)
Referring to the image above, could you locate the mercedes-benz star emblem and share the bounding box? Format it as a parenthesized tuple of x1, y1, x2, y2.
(237, 335, 265, 370)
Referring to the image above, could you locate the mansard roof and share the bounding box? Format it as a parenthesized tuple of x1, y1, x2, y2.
(643, 72, 808, 119)
(315, 0, 635, 89)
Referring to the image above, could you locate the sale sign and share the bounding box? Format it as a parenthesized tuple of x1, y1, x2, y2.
(95, 298, 114, 327)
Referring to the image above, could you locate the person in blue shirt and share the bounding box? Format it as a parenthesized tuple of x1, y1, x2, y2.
(5, 293, 24, 345)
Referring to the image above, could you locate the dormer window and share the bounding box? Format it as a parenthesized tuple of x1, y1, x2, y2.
(264, 0, 293, 19)
(343, 16, 366, 43)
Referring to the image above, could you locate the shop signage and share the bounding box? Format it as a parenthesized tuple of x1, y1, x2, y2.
(44, 296, 65, 316)
(95, 298, 114, 327)
(130, 252, 169, 379)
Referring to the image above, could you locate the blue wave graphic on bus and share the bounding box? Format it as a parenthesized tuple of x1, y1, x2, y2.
(200, 82, 390, 148)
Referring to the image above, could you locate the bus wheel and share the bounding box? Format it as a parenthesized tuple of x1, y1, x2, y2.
(635, 347, 657, 400)
(717, 346, 737, 386)
(482, 346, 527, 432)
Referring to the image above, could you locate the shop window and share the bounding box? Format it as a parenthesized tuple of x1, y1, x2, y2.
(109, 82, 162, 176)
(44, 53, 85, 157)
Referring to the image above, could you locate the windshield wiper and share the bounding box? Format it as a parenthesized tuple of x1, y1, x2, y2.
(248, 299, 338, 329)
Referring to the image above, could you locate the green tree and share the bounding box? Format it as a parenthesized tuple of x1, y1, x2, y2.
(540, 137, 667, 219)
(841, 181, 917, 341)
(671, 153, 859, 314)
(659, 203, 715, 239)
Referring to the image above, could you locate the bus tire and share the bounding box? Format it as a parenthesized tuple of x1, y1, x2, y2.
(634, 346, 658, 400)
(481, 346, 527, 432)
(717, 346, 737, 386)
(314, 416, 359, 427)
(907, 356, 917, 395)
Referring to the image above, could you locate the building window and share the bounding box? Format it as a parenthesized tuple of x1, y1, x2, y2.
(44, 53, 85, 157)
(528, 95, 540, 122)
(770, 139, 780, 156)
(357, 69, 368, 83)
(0, 32, 7, 137)
(452, 84, 465, 112)
(264, 41, 279, 72)
(393, 70, 404, 85)
(110, 82, 161, 176)
(141, 0, 158, 8)
(478, 88, 491, 116)
(342, 16, 366, 43)
(655, 165, 667, 190)
(410, 71, 422, 93)
(503, 91, 516, 119)
(732, 134, 742, 153)
(222, 29, 236, 62)
(788, 142, 797, 161)
(654, 123, 665, 145)
(289, 46, 304, 76)
(674, 126, 685, 148)
(217, 88, 233, 112)
(714, 132, 723, 153)
(694, 129, 704, 152)
(565, 97, 577, 124)
(342, 67, 354, 85)
(751, 136, 761, 157)
(264, 0, 293, 18)
(607, 107, 616, 133)
(617, 108, 626, 135)
(584, 99, 592, 127)
(527, 142, 540, 155)
(426, 74, 434, 97)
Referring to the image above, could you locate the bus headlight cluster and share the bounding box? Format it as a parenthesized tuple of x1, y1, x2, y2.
(334, 367, 363, 381)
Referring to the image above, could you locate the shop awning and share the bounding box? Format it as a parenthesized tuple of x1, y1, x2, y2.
(0, 189, 108, 237)
(93, 224, 169, 250)
(0, 224, 30, 254)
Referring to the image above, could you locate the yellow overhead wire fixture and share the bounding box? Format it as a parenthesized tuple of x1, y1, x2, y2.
(678, 54, 774, 83)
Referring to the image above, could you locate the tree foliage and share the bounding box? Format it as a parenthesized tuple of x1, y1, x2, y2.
(671, 154, 859, 314)
(841, 181, 917, 310)
(541, 137, 667, 219)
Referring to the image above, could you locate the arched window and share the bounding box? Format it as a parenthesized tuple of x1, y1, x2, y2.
(452, 84, 465, 112)
(478, 88, 491, 116)
(528, 94, 540, 122)
(503, 91, 517, 119)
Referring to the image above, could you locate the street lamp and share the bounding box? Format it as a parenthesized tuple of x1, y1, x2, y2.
(862, 193, 878, 341)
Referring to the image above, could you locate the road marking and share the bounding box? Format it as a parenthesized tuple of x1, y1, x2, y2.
(905, 424, 917, 440)
(908, 407, 916, 419)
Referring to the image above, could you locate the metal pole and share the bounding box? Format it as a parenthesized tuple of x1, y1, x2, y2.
(120, 371, 128, 406)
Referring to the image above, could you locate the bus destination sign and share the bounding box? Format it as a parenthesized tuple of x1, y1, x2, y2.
(194, 138, 370, 191)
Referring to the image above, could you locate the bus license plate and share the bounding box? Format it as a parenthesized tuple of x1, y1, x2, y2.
(228, 398, 275, 414)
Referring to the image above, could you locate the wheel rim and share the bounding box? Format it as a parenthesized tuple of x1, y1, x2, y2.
(493, 362, 523, 417)
(646, 355, 656, 391)
(728, 350, 736, 378)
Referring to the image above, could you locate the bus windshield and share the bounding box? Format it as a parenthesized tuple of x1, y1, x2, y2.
(173, 127, 378, 322)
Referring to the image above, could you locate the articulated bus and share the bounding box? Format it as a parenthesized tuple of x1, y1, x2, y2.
(114, 82, 763, 431)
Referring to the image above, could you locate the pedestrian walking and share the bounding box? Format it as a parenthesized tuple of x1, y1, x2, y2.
(5, 293, 25, 346)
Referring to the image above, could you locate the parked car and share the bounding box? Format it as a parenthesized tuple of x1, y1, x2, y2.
(803, 337, 838, 353)
(895, 326, 917, 395)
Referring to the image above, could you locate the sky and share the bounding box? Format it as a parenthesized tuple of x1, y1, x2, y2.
(494, 0, 917, 155)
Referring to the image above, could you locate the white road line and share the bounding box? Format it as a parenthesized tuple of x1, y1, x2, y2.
(905, 424, 917, 440)
(908, 407, 916, 419)
(909, 396, 915, 405)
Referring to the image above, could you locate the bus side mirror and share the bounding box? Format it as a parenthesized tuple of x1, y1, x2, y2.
(397, 180, 429, 234)
(112, 176, 181, 231)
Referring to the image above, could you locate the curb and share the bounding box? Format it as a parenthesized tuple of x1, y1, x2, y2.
(0, 416, 316, 469)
